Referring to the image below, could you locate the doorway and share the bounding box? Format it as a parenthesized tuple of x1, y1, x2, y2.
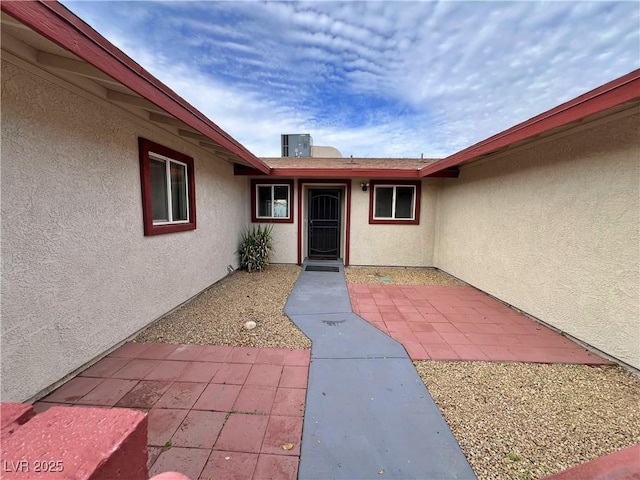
(307, 189, 342, 259)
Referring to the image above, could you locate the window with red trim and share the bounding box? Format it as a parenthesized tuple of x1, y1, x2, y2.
(369, 181, 421, 225)
(139, 138, 196, 235)
(251, 179, 294, 223)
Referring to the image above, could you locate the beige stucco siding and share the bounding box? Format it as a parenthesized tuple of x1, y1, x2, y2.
(1, 59, 249, 401)
(434, 109, 640, 369)
(350, 178, 438, 266)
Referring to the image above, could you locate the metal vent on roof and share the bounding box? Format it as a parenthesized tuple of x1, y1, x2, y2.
(282, 134, 312, 157)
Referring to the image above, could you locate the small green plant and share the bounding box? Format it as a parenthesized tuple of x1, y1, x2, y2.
(238, 225, 273, 272)
(162, 440, 172, 452)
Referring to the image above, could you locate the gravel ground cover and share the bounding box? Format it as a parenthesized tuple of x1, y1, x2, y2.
(135, 264, 311, 349)
(345, 265, 466, 286)
(416, 361, 640, 480)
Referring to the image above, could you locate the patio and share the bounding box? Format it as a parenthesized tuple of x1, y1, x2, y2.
(349, 283, 611, 364)
(34, 343, 310, 480)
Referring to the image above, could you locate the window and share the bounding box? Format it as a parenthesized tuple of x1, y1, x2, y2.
(369, 181, 421, 225)
(139, 138, 196, 235)
(251, 180, 294, 223)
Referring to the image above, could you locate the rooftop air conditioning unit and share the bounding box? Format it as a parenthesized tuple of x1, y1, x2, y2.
(281, 134, 312, 158)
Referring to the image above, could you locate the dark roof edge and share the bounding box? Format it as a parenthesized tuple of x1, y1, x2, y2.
(2, 0, 270, 174)
(419, 69, 640, 177)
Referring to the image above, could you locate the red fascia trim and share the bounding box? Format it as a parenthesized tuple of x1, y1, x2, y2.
(419, 69, 640, 177)
(2, 1, 270, 174)
(250, 179, 295, 224)
(368, 180, 421, 226)
(271, 168, 421, 178)
(139, 137, 197, 236)
(297, 179, 351, 266)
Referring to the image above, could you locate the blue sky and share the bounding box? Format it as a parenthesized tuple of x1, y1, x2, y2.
(63, 1, 639, 158)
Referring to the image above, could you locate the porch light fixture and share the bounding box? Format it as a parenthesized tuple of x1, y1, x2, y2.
(361, 182, 370, 192)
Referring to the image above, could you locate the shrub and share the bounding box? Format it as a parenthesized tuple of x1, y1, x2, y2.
(238, 225, 273, 272)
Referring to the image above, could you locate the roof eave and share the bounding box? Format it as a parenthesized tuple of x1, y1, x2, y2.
(1, 0, 270, 174)
(419, 69, 640, 177)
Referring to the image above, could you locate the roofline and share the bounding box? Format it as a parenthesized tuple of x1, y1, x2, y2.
(234, 165, 459, 178)
(1, 0, 270, 174)
(419, 69, 640, 177)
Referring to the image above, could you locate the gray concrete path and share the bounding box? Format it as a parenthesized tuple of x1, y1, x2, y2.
(285, 260, 476, 480)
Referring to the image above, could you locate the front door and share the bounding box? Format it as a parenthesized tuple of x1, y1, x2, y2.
(308, 189, 341, 259)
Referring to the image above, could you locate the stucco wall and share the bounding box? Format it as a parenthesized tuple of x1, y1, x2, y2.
(1, 59, 250, 401)
(350, 177, 438, 266)
(434, 109, 640, 369)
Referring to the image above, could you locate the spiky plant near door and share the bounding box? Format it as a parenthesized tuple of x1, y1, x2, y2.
(238, 225, 273, 272)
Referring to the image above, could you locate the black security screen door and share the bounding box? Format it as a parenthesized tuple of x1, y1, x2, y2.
(308, 189, 341, 259)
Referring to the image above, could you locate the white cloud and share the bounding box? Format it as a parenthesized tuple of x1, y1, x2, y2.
(63, 1, 640, 157)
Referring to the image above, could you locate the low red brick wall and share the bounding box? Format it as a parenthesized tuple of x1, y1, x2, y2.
(1, 403, 148, 479)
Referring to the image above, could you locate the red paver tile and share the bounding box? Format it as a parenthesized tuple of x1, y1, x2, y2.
(430, 322, 460, 333)
(79, 357, 130, 378)
(358, 303, 380, 313)
(165, 344, 209, 361)
(147, 446, 162, 471)
(378, 305, 400, 314)
(414, 331, 446, 345)
(246, 364, 283, 387)
(108, 342, 152, 358)
(403, 342, 430, 360)
(391, 298, 412, 306)
(115, 380, 172, 409)
(136, 343, 179, 360)
(478, 346, 518, 362)
(193, 383, 242, 411)
(381, 312, 404, 322)
(286, 349, 311, 366)
(255, 348, 290, 365)
(201, 451, 259, 480)
(230, 347, 261, 364)
(254, 454, 299, 480)
(373, 297, 395, 306)
(148, 447, 209, 479)
(147, 408, 189, 446)
(272, 388, 306, 417)
(171, 410, 226, 448)
(475, 323, 507, 334)
(422, 344, 460, 360)
(261, 416, 303, 456)
(451, 322, 484, 334)
(75, 378, 138, 406)
(389, 330, 420, 344)
(145, 360, 190, 381)
(360, 312, 383, 323)
(43, 377, 103, 404)
(154, 382, 207, 409)
(212, 363, 252, 385)
(465, 333, 503, 346)
(385, 321, 411, 332)
(396, 305, 420, 315)
(112, 359, 161, 379)
(200, 345, 234, 363)
(422, 313, 449, 322)
(279, 366, 309, 389)
(406, 321, 435, 333)
(439, 332, 473, 345)
(415, 305, 440, 315)
(402, 313, 426, 323)
(215, 413, 269, 453)
(449, 344, 491, 361)
(408, 298, 431, 306)
(177, 361, 221, 383)
(233, 385, 277, 414)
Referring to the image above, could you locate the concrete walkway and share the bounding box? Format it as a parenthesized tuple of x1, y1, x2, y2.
(285, 260, 476, 480)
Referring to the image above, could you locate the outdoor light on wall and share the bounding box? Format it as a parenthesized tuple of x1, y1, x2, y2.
(361, 182, 370, 192)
